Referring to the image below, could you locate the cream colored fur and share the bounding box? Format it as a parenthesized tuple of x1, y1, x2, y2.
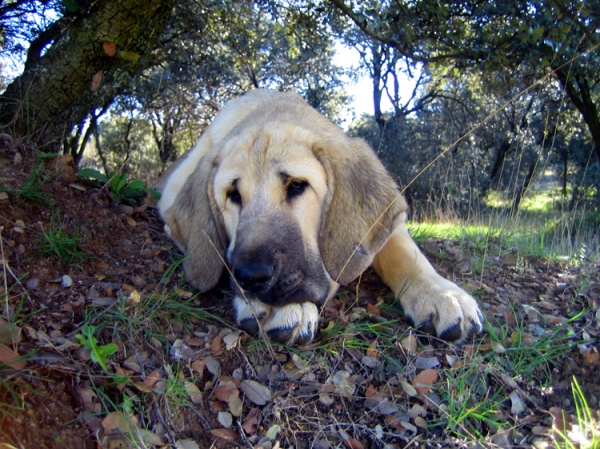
(157, 90, 483, 346)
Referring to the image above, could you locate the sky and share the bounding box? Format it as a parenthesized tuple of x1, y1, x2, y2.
(333, 43, 418, 127)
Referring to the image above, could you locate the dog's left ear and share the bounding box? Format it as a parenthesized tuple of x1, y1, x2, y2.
(161, 155, 228, 291)
(315, 137, 408, 285)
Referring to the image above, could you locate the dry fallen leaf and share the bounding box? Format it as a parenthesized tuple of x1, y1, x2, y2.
(412, 369, 438, 395)
(223, 330, 242, 350)
(132, 381, 152, 393)
(407, 403, 427, 419)
(205, 357, 221, 377)
(143, 369, 162, 388)
(364, 384, 377, 398)
(400, 335, 418, 353)
(218, 411, 233, 428)
(332, 370, 356, 397)
(191, 359, 206, 377)
(0, 317, 22, 345)
(265, 423, 281, 440)
(229, 395, 243, 417)
(366, 303, 380, 315)
(343, 438, 364, 449)
(214, 384, 239, 403)
(101, 411, 139, 434)
(0, 344, 26, 369)
(384, 414, 405, 430)
(184, 381, 202, 404)
(400, 379, 418, 397)
(210, 428, 239, 441)
(240, 379, 271, 405)
(176, 439, 200, 449)
(366, 339, 379, 358)
(79, 386, 101, 413)
(242, 407, 262, 435)
(414, 416, 428, 428)
(414, 356, 440, 370)
(175, 287, 193, 299)
(210, 335, 223, 355)
(510, 391, 526, 415)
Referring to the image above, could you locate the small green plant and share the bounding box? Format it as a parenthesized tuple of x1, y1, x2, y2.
(36, 211, 88, 265)
(554, 377, 600, 449)
(78, 168, 160, 205)
(485, 310, 576, 385)
(76, 325, 118, 372)
(434, 361, 507, 438)
(3, 163, 52, 205)
(87, 258, 220, 348)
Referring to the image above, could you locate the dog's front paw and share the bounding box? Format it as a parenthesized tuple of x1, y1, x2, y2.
(233, 297, 319, 346)
(400, 276, 483, 343)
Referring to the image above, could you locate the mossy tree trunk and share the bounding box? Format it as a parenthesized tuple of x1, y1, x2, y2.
(0, 0, 176, 151)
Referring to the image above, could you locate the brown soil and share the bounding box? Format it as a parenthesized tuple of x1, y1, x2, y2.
(0, 146, 598, 448)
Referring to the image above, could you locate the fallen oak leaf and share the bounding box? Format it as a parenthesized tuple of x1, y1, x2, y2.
(214, 384, 239, 403)
(343, 438, 364, 449)
(240, 379, 271, 405)
(0, 344, 26, 369)
(191, 359, 206, 377)
(210, 428, 239, 441)
(366, 339, 379, 358)
(101, 411, 139, 434)
(210, 335, 223, 355)
(184, 381, 202, 404)
(242, 407, 261, 435)
(223, 330, 242, 350)
(412, 368, 438, 396)
(143, 369, 162, 388)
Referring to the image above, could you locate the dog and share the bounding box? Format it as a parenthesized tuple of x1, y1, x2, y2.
(156, 90, 483, 346)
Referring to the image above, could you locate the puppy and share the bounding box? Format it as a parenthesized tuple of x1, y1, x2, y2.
(157, 90, 483, 346)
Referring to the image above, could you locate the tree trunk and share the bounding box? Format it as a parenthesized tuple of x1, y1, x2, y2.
(555, 69, 600, 164)
(370, 43, 386, 130)
(511, 154, 538, 214)
(0, 0, 177, 151)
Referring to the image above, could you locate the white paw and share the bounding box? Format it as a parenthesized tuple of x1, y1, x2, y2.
(233, 297, 319, 345)
(399, 276, 483, 343)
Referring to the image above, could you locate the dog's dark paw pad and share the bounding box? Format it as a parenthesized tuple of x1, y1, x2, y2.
(267, 327, 294, 345)
(414, 313, 436, 335)
(439, 319, 462, 342)
(466, 319, 483, 339)
(239, 317, 261, 335)
(295, 327, 316, 346)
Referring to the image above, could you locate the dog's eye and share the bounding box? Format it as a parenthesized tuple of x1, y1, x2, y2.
(286, 179, 309, 201)
(227, 187, 242, 206)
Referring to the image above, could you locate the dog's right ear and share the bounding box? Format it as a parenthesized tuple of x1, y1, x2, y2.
(161, 155, 227, 291)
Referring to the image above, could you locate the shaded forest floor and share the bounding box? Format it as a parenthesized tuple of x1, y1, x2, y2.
(1, 147, 599, 449)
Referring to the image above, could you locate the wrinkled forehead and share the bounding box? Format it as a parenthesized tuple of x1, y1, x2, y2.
(215, 125, 327, 192)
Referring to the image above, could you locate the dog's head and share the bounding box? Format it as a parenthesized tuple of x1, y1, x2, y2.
(159, 91, 407, 308)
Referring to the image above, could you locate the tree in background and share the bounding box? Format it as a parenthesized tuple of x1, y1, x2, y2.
(0, 0, 177, 149)
(331, 0, 599, 213)
(0, 0, 347, 178)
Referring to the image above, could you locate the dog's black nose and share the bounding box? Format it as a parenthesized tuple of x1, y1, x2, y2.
(234, 263, 273, 291)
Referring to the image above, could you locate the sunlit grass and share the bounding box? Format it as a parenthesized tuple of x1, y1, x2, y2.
(407, 190, 598, 263)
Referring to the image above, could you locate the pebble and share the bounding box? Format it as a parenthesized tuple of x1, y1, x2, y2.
(26, 277, 40, 290)
(61, 275, 73, 287)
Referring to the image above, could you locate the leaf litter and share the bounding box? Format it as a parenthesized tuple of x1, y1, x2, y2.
(0, 148, 599, 448)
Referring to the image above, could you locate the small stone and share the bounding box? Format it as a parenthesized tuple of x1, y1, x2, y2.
(26, 277, 40, 290)
(62, 275, 73, 287)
